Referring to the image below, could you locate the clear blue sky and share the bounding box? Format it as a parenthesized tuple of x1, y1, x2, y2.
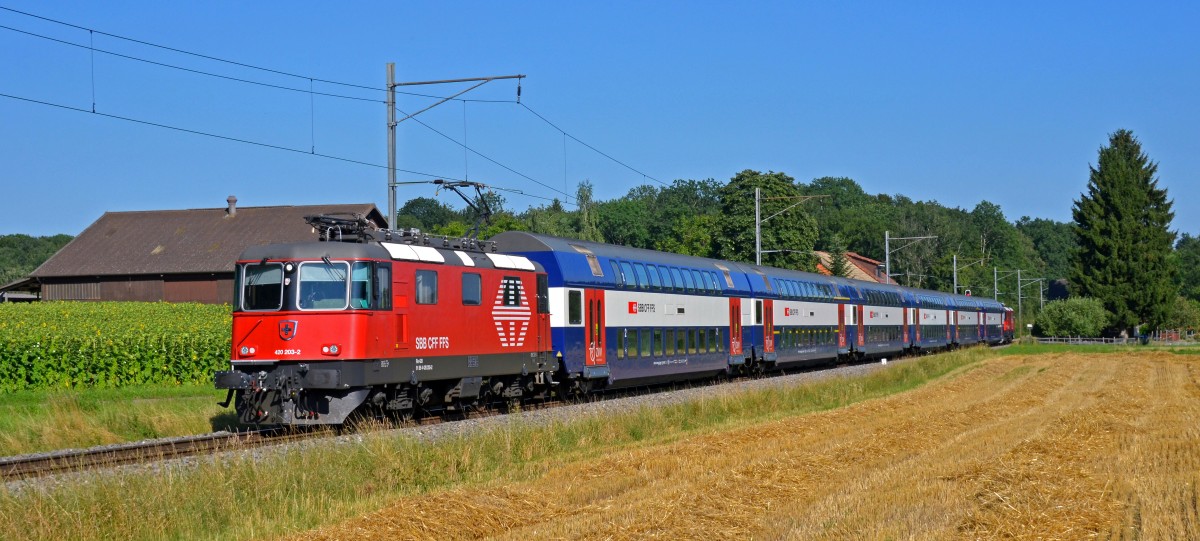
(2, 1, 1197, 239)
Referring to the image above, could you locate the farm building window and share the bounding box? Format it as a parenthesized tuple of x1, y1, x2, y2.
(462, 273, 482, 306)
(415, 270, 438, 305)
(241, 262, 283, 311)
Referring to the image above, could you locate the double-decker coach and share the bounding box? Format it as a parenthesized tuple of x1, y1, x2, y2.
(492, 231, 761, 390)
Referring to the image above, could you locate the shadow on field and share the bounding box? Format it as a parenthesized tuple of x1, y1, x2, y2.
(210, 411, 245, 432)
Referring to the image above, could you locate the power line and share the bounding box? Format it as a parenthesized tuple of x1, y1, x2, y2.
(0, 92, 564, 206)
(396, 105, 576, 204)
(0, 5, 516, 103)
(0, 23, 383, 104)
(521, 102, 666, 186)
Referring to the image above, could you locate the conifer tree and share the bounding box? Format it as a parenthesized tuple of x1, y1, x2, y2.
(828, 233, 854, 278)
(1071, 129, 1176, 335)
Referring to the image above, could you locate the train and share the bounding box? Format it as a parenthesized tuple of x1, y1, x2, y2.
(215, 214, 1015, 425)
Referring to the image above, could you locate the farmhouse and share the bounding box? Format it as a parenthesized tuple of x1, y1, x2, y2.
(814, 250, 896, 284)
(26, 197, 386, 304)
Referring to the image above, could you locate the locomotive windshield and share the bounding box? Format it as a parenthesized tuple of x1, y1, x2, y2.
(236, 260, 385, 311)
(241, 263, 284, 311)
(298, 261, 350, 310)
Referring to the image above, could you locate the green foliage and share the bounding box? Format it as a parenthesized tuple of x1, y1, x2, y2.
(1166, 296, 1200, 332)
(718, 170, 817, 270)
(0, 302, 230, 392)
(1016, 217, 1074, 281)
(1071, 129, 1177, 335)
(827, 233, 853, 277)
(396, 197, 458, 231)
(0, 233, 73, 284)
(1174, 233, 1200, 301)
(1033, 297, 1112, 337)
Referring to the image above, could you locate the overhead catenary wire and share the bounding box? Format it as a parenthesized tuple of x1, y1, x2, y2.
(396, 105, 577, 204)
(520, 102, 666, 187)
(0, 6, 516, 103)
(0, 91, 561, 204)
(2, 5, 662, 207)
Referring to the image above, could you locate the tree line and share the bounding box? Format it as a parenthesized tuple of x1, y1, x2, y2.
(4, 129, 1192, 336)
(398, 131, 1196, 336)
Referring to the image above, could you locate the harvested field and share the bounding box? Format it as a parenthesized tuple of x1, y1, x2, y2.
(288, 352, 1200, 540)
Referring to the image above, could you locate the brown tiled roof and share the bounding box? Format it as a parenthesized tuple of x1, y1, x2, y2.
(813, 251, 896, 285)
(31, 203, 385, 277)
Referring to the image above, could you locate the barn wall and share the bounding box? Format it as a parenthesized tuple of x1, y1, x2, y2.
(39, 274, 233, 304)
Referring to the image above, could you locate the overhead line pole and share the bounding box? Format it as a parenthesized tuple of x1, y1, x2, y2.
(884, 231, 937, 285)
(385, 66, 524, 228)
(754, 188, 827, 266)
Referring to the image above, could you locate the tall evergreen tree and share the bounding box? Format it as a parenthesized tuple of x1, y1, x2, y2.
(827, 233, 853, 278)
(1071, 129, 1176, 335)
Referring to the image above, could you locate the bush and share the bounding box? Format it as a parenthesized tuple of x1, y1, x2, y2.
(0, 302, 230, 392)
(1033, 297, 1111, 338)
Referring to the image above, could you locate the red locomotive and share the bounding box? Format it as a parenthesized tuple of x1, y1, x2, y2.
(215, 214, 557, 425)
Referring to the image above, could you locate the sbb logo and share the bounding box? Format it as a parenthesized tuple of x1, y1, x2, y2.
(628, 302, 655, 314)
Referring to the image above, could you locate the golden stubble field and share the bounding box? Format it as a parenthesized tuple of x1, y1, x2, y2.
(289, 352, 1200, 540)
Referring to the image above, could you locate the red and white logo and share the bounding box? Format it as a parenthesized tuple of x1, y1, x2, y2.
(491, 278, 530, 347)
(279, 320, 298, 341)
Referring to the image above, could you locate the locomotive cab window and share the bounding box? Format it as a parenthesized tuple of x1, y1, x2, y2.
(241, 262, 283, 311)
(298, 261, 350, 311)
(351, 262, 372, 309)
(415, 270, 438, 305)
(462, 273, 482, 306)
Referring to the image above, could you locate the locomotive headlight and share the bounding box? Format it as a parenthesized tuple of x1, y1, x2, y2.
(239, 346, 257, 357)
(321, 344, 341, 356)
(329, 344, 339, 354)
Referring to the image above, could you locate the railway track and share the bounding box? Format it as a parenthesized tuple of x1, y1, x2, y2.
(0, 428, 323, 481)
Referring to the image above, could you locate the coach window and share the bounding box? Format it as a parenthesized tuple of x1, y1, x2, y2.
(298, 260, 350, 310)
(640, 329, 652, 357)
(657, 266, 673, 290)
(653, 328, 664, 355)
(676, 329, 686, 355)
(646, 264, 662, 290)
(462, 273, 482, 306)
(609, 260, 625, 287)
(568, 290, 583, 325)
(755, 300, 763, 325)
(620, 261, 637, 288)
(415, 270, 438, 305)
(634, 263, 650, 291)
(682, 269, 695, 292)
(664, 329, 675, 355)
(669, 267, 685, 292)
(241, 262, 283, 311)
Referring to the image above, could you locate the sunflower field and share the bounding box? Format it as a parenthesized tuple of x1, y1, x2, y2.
(0, 302, 231, 391)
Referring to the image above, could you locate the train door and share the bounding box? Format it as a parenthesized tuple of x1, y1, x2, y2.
(728, 297, 743, 357)
(763, 299, 775, 357)
(837, 303, 847, 349)
(913, 307, 921, 344)
(584, 289, 606, 367)
(856, 304, 865, 347)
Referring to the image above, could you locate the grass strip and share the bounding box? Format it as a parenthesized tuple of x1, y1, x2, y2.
(0, 347, 995, 541)
(0, 385, 238, 456)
